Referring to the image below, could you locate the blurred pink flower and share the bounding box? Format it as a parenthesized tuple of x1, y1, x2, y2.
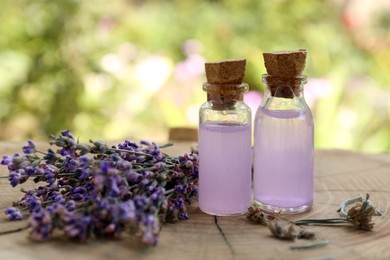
(304, 78, 333, 106)
(244, 91, 263, 114)
(175, 39, 205, 82)
(174, 54, 205, 81)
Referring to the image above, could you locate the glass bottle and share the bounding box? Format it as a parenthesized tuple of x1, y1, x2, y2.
(253, 75, 314, 214)
(199, 83, 252, 216)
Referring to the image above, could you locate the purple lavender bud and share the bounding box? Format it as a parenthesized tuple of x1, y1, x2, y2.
(174, 185, 186, 195)
(140, 178, 149, 187)
(64, 216, 91, 240)
(174, 197, 185, 209)
(29, 211, 53, 241)
(26, 195, 42, 213)
(65, 200, 76, 211)
(8, 170, 28, 187)
(154, 162, 165, 170)
(71, 186, 88, 201)
(44, 166, 57, 185)
(24, 166, 35, 176)
(136, 156, 146, 163)
(64, 156, 79, 172)
(126, 140, 139, 149)
(140, 140, 151, 146)
(54, 194, 65, 204)
(149, 189, 161, 201)
(36, 186, 46, 196)
(178, 155, 187, 163)
(117, 160, 132, 171)
(100, 161, 111, 173)
(125, 172, 139, 183)
(185, 160, 193, 169)
(110, 154, 121, 162)
(134, 196, 149, 210)
(58, 147, 76, 156)
(61, 130, 75, 140)
(118, 201, 136, 222)
(8, 172, 21, 187)
(142, 171, 153, 179)
(5, 207, 23, 221)
(1, 155, 12, 165)
(22, 140, 37, 154)
(77, 168, 91, 181)
(178, 212, 189, 220)
(107, 176, 120, 196)
(46, 203, 62, 213)
(35, 167, 45, 175)
(79, 156, 92, 169)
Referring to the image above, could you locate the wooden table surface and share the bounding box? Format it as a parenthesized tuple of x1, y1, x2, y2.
(0, 141, 389, 260)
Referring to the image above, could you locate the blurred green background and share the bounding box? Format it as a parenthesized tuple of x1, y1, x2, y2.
(1, 0, 390, 152)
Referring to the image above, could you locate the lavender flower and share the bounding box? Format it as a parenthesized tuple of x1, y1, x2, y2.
(8, 171, 23, 187)
(22, 140, 37, 154)
(1, 155, 12, 165)
(1, 130, 199, 246)
(64, 215, 91, 240)
(29, 211, 53, 240)
(61, 130, 75, 139)
(5, 207, 23, 220)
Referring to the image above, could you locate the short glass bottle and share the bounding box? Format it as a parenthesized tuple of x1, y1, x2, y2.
(198, 83, 252, 216)
(253, 75, 314, 214)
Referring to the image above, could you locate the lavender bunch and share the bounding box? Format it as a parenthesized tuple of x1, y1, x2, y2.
(1, 130, 198, 246)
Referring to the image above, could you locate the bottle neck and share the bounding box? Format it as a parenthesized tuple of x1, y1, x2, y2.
(203, 82, 248, 101)
(262, 74, 307, 99)
(203, 82, 248, 109)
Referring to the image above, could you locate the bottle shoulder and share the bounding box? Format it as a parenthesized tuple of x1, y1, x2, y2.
(259, 96, 311, 112)
(200, 100, 251, 112)
(255, 107, 312, 119)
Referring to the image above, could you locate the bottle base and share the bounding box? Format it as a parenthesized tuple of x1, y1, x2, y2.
(199, 207, 246, 217)
(254, 200, 312, 214)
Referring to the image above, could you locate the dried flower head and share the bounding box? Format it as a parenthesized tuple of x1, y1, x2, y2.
(347, 193, 376, 231)
(268, 220, 297, 240)
(246, 204, 315, 241)
(246, 205, 274, 225)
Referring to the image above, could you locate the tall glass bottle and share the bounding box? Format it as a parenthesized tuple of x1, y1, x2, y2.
(253, 74, 314, 213)
(199, 80, 252, 216)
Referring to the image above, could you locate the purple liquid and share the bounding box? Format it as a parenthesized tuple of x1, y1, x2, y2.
(253, 108, 314, 213)
(199, 123, 251, 215)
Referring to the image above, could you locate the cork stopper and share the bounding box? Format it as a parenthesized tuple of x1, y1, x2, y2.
(204, 59, 247, 105)
(205, 59, 246, 84)
(262, 49, 307, 98)
(263, 49, 306, 77)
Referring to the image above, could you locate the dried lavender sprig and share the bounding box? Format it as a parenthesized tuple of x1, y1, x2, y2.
(247, 193, 381, 246)
(294, 218, 348, 226)
(294, 194, 379, 231)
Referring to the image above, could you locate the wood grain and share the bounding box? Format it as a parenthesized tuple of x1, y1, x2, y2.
(0, 142, 389, 260)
